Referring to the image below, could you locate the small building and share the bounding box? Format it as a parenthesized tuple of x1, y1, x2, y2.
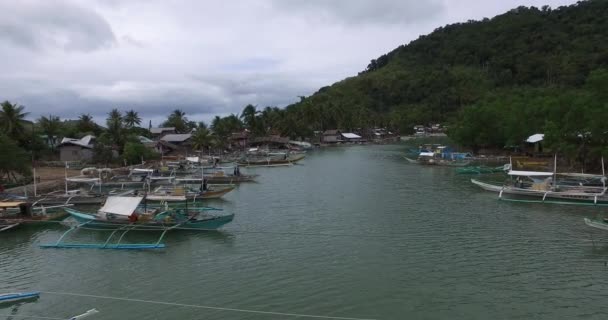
(525, 133, 545, 154)
(150, 127, 176, 139)
(230, 131, 249, 149)
(58, 135, 95, 162)
(322, 130, 342, 143)
(341, 132, 362, 143)
(160, 133, 192, 155)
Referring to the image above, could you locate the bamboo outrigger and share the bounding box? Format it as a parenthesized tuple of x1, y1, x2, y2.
(40, 196, 233, 250)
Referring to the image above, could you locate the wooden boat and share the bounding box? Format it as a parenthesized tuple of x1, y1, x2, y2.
(0, 201, 69, 224)
(471, 174, 608, 205)
(236, 153, 305, 167)
(147, 184, 235, 201)
(457, 165, 507, 174)
(41, 196, 233, 249)
(0, 220, 20, 232)
(0, 292, 40, 304)
(584, 217, 608, 231)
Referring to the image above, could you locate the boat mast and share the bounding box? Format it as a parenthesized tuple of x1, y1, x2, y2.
(65, 161, 68, 195)
(33, 167, 37, 197)
(553, 154, 557, 191)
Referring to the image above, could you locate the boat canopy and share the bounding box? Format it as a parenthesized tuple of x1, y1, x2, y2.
(131, 168, 154, 173)
(99, 197, 143, 216)
(419, 152, 434, 157)
(508, 170, 554, 177)
(0, 202, 26, 208)
(186, 156, 199, 163)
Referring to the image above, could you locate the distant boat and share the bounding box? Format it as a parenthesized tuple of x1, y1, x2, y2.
(457, 165, 508, 174)
(0, 292, 40, 304)
(237, 153, 305, 167)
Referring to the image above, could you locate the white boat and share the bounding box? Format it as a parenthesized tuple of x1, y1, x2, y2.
(0, 292, 40, 303)
(584, 217, 608, 231)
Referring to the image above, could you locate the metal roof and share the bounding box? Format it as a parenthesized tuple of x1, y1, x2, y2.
(160, 134, 192, 142)
(526, 133, 544, 143)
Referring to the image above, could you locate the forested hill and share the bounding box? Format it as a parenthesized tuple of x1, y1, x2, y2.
(284, 0, 608, 156)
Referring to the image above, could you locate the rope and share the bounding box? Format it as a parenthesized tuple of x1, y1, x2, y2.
(41, 291, 377, 320)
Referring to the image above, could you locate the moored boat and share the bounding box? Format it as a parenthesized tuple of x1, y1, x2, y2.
(0, 292, 40, 304)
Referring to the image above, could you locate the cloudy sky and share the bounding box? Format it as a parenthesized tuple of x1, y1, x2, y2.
(0, 0, 577, 126)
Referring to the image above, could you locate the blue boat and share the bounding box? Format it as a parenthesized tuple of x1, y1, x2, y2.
(40, 196, 234, 250)
(0, 292, 40, 304)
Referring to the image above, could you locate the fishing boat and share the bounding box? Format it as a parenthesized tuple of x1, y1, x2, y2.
(236, 150, 306, 167)
(471, 172, 608, 205)
(457, 164, 509, 174)
(0, 292, 40, 304)
(0, 201, 70, 225)
(584, 217, 608, 231)
(41, 196, 233, 249)
(147, 184, 235, 201)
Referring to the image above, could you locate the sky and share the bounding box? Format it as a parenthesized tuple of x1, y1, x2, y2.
(0, 0, 578, 126)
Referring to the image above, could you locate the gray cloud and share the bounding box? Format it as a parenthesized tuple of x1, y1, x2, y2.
(0, 0, 115, 52)
(0, 0, 579, 126)
(272, 0, 445, 25)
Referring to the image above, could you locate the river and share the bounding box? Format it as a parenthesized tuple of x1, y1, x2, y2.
(2, 145, 608, 319)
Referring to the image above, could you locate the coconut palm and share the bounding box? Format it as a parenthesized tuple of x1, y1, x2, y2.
(0, 101, 29, 142)
(162, 109, 188, 133)
(124, 110, 142, 128)
(191, 125, 213, 155)
(38, 115, 62, 150)
(106, 109, 124, 148)
(77, 114, 97, 133)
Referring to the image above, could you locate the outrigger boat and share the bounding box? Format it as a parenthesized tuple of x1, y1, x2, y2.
(457, 164, 509, 174)
(0, 201, 70, 230)
(0, 292, 40, 304)
(471, 155, 608, 205)
(40, 196, 233, 249)
(146, 184, 235, 202)
(236, 150, 306, 167)
(584, 217, 608, 231)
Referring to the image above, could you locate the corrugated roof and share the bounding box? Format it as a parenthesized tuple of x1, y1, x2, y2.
(342, 133, 362, 139)
(150, 127, 175, 134)
(59, 135, 95, 148)
(323, 130, 340, 135)
(526, 133, 544, 143)
(160, 134, 192, 142)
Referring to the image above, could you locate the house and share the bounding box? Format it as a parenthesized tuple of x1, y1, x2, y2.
(58, 135, 95, 162)
(341, 132, 363, 143)
(525, 133, 545, 154)
(322, 130, 342, 143)
(159, 133, 192, 154)
(150, 127, 176, 139)
(230, 131, 249, 149)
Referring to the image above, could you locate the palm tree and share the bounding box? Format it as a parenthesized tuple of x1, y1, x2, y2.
(240, 104, 259, 133)
(124, 110, 142, 128)
(191, 126, 213, 155)
(106, 109, 124, 148)
(77, 114, 97, 133)
(162, 109, 188, 133)
(38, 115, 62, 150)
(0, 101, 29, 142)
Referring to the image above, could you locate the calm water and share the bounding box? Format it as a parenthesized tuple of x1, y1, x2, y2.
(2, 145, 608, 320)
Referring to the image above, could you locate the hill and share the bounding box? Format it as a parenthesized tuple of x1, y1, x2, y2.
(282, 0, 608, 158)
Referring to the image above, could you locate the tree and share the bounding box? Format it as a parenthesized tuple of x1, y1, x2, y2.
(106, 109, 125, 150)
(162, 109, 189, 133)
(77, 114, 98, 134)
(37, 115, 62, 151)
(191, 125, 213, 154)
(92, 133, 115, 166)
(0, 134, 31, 183)
(124, 110, 142, 129)
(0, 101, 29, 143)
(123, 141, 159, 165)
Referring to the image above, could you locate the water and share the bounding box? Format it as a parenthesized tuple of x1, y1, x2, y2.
(2, 145, 608, 320)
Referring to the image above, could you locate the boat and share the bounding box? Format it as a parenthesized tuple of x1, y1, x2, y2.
(0, 292, 40, 304)
(147, 184, 236, 201)
(471, 172, 608, 205)
(236, 150, 306, 167)
(0, 201, 70, 225)
(0, 220, 20, 232)
(457, 165, 509, 174)
(41, 196, 234, 249)
(584, 217, 608, 231)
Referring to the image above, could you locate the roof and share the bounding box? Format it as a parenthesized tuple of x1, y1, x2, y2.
(323, 130, 340, 135)
(99, 196, 143, 216)
(138, 136, 154, 143)
(160, 133, 192, 143)
(59, 135, 95, 149)
(150, 127, 175, 134)
(342, 133, 361, 139)
(526, 133, 544, 143)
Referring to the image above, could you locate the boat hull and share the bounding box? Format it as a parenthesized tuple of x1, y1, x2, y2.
(584, 218, 608, 231)
(0, 292, 40, 304)
(66, 208, 234, 230)
(471, 179, 608, 204)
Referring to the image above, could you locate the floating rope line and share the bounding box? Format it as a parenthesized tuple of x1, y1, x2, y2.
(41, 291, 378, 320)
